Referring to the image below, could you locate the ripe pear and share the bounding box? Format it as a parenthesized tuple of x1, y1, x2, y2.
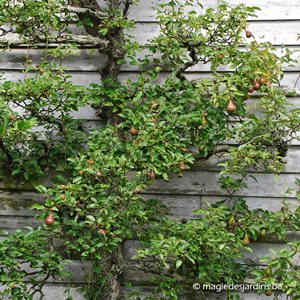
(260, 76, 266, 84)
(246, 30, 252, 38)
(130, 125, 139, 136)
(217, 54, 224, 60)
(201, 116, 208, 125)
(226, 99, 236, 114)
(45, 213, 54, 226)
(254, 80, 260, 90)
(242, 231, 250, 246)
(249, 86, 254, 93)
(260, 229, 266, 237)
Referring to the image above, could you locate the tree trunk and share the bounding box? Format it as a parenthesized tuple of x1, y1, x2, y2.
(92, 243, 126, 300)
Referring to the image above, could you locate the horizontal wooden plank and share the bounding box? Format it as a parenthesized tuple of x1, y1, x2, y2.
(129, 0, 300, 22)
(1, 70, 300, 91)
(0, 216, 42, 234)
(142, 194, 200, 219)
(128, 0, 218, 22)
(9, 103, 98, 120)
(190, 146, 300, 174)
(201, 195, 300, 212)
(124, 237, 300, 265)
(0, 192, 43, 216)
(0, 190, 200, 220)
(142, 172, 299, 197)
(1, 46, 299, 72)
(0, 48, 106, 72)
(229, 0, 300, 21)
(128, 21, 300, 46)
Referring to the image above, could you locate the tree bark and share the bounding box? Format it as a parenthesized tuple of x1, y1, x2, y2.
(92, 244, 126, 300)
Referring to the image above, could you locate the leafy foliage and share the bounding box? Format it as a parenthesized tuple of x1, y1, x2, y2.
(0, 0, 300, 299)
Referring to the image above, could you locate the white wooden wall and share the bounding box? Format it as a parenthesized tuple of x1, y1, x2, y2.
(1, 0, 300, 299)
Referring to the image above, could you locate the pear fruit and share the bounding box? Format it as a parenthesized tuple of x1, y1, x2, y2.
(242, 231, 250, 246)
(261, 229, 266, 237)
(246, 31, 252, 38)
(265, 289, 272, 296)
(264, 265, 271, 276)
(254, 80, 260, 90)
(228, 215, 236, 227)
(45, 213, 54, 226)
(198, 144, 205, 151)
(130, 125, 139, 136)
(226, 99, 236, 114)
(201, 116, 208, 125)
(259, 76, 266, 84)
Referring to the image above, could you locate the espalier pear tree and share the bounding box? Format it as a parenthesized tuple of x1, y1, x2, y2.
(0, 0, 300, 299)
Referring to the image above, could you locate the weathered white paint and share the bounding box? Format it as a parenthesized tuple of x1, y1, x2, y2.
(127, 22, 300, 46)
(129, 0, 300, 22)
(142, 171, 299, 197)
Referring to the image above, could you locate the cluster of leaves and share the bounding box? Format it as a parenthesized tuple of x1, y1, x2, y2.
(0, 44, 103, 180)
(0, 226, 72, 300)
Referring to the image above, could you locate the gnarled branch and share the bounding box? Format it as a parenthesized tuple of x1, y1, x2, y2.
(0, 34, 109, 48)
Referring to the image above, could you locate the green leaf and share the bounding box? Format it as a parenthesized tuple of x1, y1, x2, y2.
(1, 275, 8, 281)
(176, 259, 182, 269)
(73, 176, 82, 184)
(86, 215, 95, 222)
(11, 169, 21, 176)
(30, 203, 45, 210)
(35, 185, 48, 194)
(259, 256, 269, 263)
